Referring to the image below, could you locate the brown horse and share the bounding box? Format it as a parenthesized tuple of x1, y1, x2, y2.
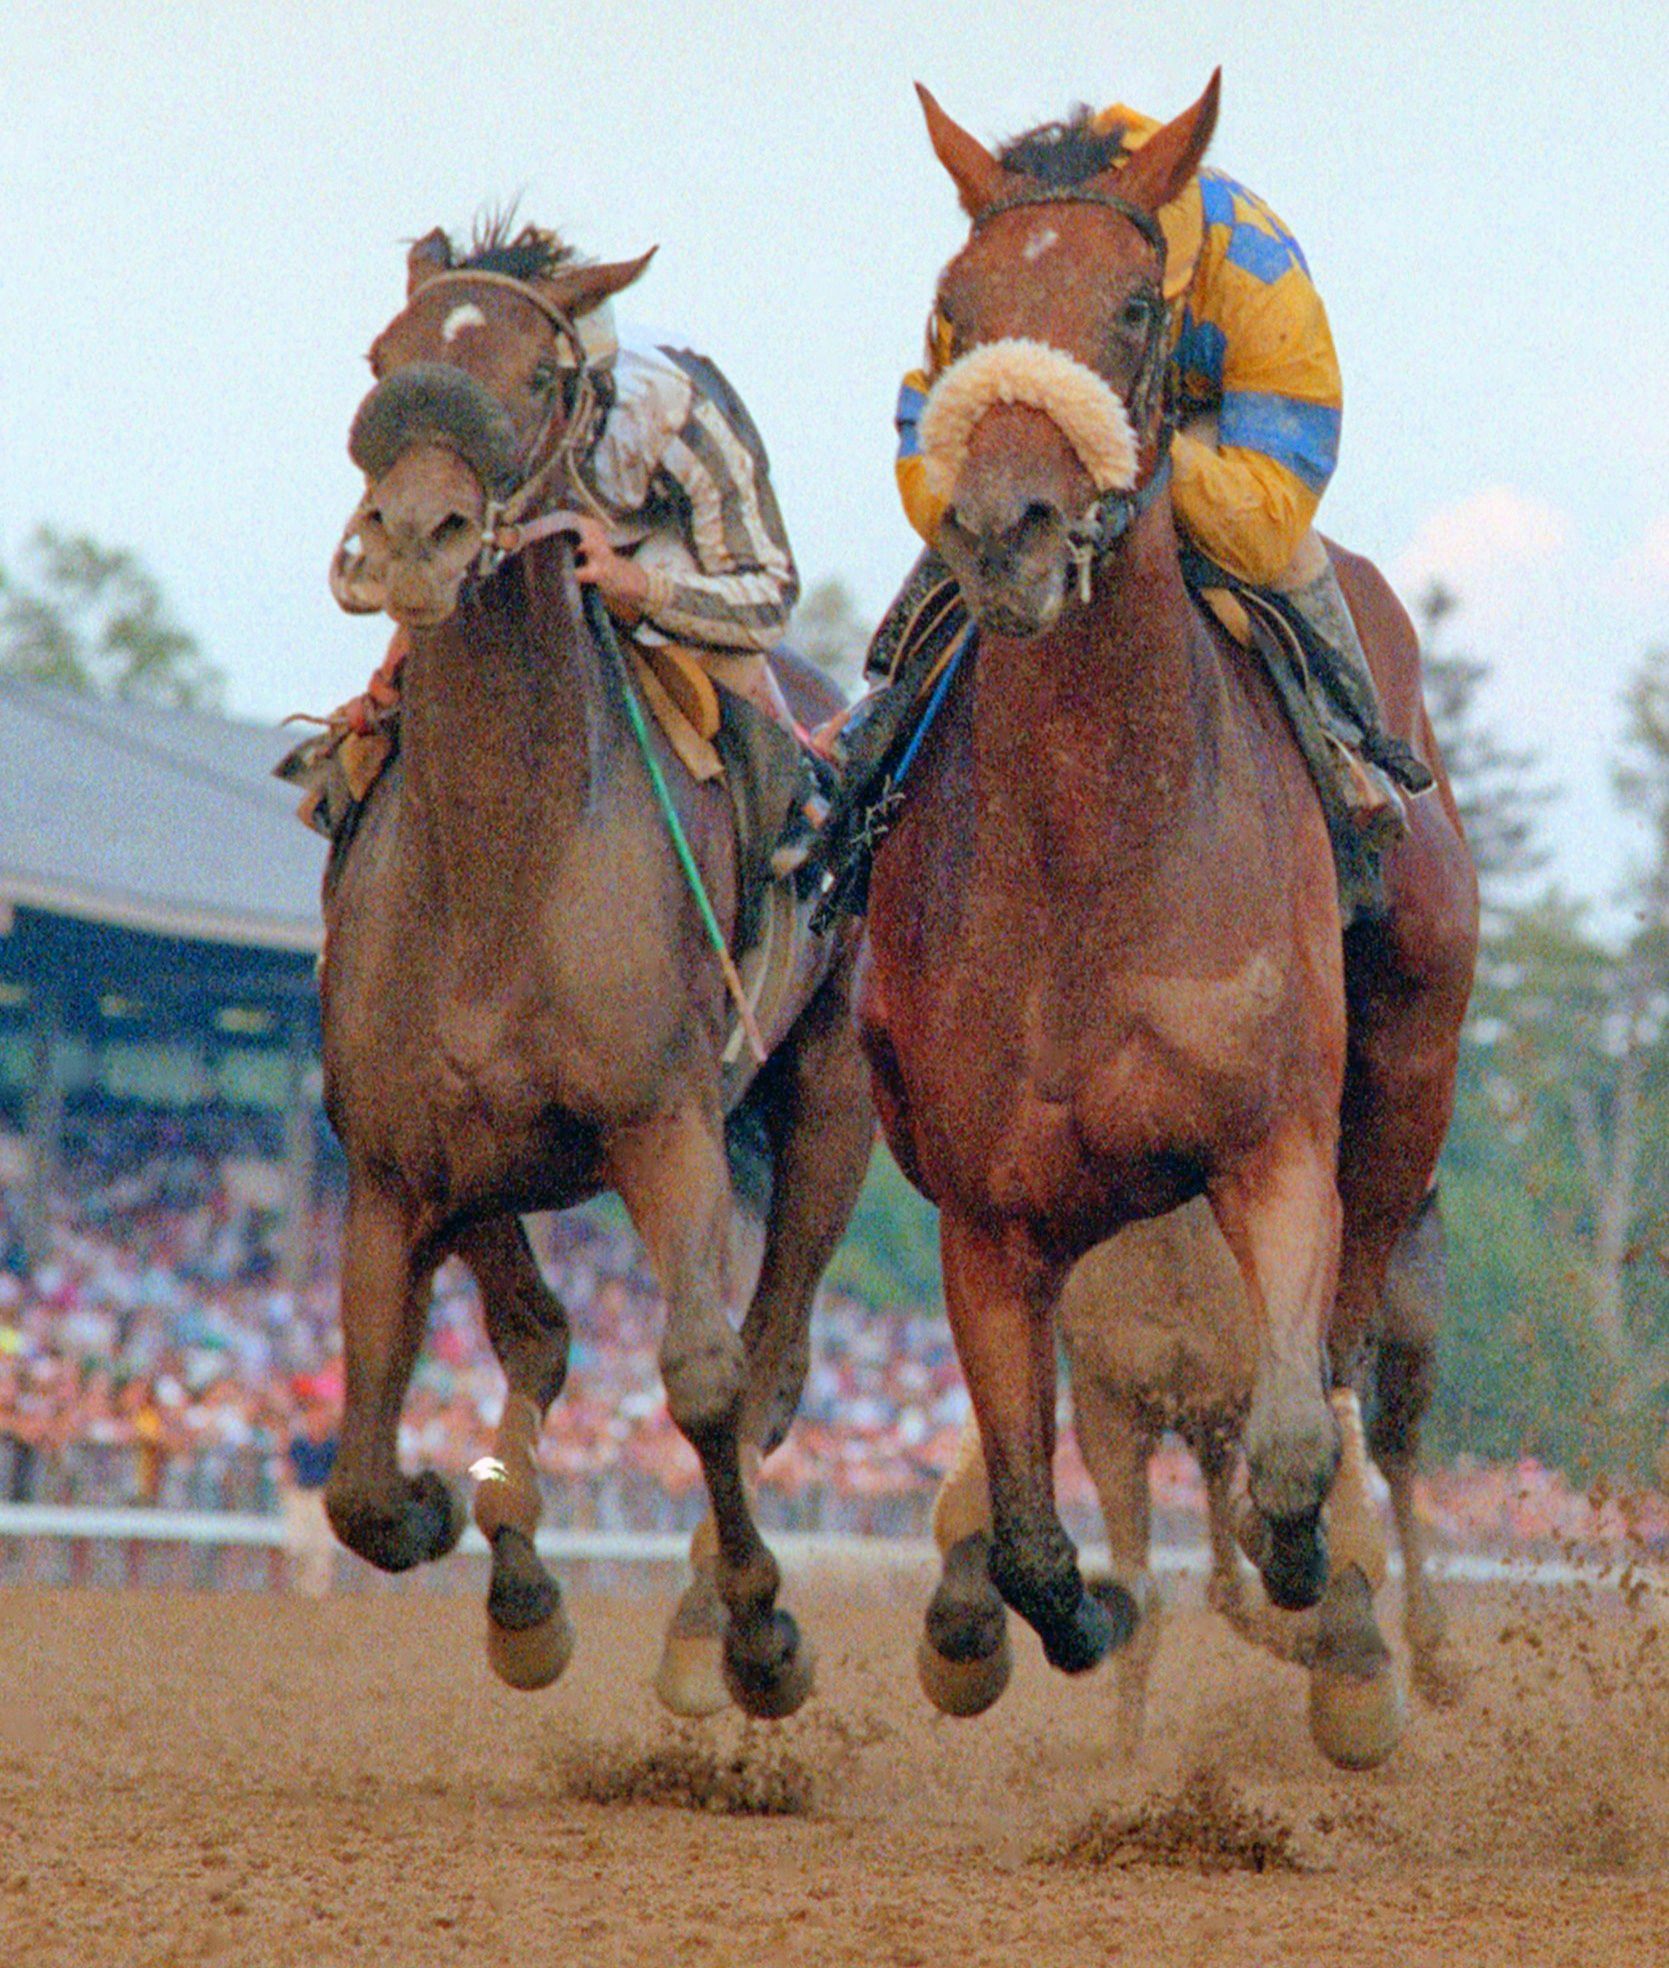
(927, 1189, 1459, 1766)
(318, 226, 873, 1717)
(857, 76, 1478, 1747)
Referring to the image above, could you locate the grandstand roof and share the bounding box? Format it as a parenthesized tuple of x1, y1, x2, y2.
(0, 680, 326, 953)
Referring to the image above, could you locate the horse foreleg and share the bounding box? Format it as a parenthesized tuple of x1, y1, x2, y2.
(457, 1216, 575, 1692)
(655, 981, 874, 1720)
(326, 1180, 463, 1573)
(612, 1104, 812, 1721)
(1072, 1370, 1162, 1758)
(940, 1213, 1136, 1675)
(917, 1413, 1013, 1716)
(1208, 1116, 1342, 1613)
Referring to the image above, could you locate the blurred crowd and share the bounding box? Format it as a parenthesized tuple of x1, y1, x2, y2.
(4, 1113, 1668, 1559)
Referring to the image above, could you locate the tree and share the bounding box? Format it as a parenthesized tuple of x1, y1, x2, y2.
(1454, 647, 1669, 1473)
(0, 526, 224, 710)
(789, 576, 871, 691)
(1417, 581, 1548, 919)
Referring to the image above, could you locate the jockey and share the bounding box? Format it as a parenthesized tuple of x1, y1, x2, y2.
(885, 102, 1416, 839)
(305, 269, 817, 865)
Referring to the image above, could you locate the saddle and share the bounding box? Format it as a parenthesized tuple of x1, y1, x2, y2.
(808, 550, 1432, 932)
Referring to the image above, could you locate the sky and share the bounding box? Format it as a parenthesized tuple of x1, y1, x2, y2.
(2, 0, 1665, 915)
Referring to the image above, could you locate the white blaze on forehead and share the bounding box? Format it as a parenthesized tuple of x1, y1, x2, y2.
(442, 302, 488, 343)
(1023, 225, 1059, 263)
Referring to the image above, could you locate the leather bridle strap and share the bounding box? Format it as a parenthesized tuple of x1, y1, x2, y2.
(967, 185, 1175, 590)
(971, 186, 1169, 264)
(396, 270, 611, 577)
(1066, 446, 1173, 601)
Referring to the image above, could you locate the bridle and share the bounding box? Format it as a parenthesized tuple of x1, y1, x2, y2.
(357, 267, 615, 584)
(959, 185, 1177, 601)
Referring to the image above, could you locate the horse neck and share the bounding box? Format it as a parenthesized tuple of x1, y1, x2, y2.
(397, 548, 615, 924)
(971, 511, 1211, 872)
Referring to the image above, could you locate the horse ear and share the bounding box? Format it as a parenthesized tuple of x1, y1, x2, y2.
(916, 83, 1008, 218)
(406, 227, 453, 296)
(1092, 70, 1220, 215)
(544, 248, 657, 320)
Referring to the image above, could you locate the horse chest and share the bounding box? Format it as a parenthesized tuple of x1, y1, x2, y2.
(979, 950, 1293, 1223)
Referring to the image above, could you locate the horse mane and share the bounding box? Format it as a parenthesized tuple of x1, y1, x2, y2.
(998, 107, 1127, 188)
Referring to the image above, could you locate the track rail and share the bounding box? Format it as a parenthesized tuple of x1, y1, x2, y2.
(0, 1501, 1653, 1592)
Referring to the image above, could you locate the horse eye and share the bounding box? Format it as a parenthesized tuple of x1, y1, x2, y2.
(530, 360, 560, 395)
(1120, 295, 1156, 332)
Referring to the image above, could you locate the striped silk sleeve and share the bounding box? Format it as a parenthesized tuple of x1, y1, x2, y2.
(639, 350, 799, 652)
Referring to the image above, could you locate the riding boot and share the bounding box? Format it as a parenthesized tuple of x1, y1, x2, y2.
(1282, 559, 1432, 850)
(713, 691, 827, 903)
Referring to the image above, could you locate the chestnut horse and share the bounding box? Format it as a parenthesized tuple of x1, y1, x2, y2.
(318, 226, 873, 1717)
(857, 76, 1478, 1748)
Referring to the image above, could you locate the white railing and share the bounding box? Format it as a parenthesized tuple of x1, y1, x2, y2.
(0, 1501, 1654, 1593)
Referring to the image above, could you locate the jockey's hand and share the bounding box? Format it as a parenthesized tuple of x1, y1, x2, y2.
(551, 512, 649, 623)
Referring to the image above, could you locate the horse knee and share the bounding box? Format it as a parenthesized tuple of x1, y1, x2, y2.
(661, 1331, 746, 1437)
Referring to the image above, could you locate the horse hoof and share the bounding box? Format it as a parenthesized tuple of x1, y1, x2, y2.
(1086, 1575, 1140, 1651)
(411, 1470, 467, 1563)
(723, 1611, 816, 1721)
(1307, 1565, 1404, 1770)
(916, 1627, 1013, 1717)
(487, 1526, 558, 1630)
(653, 1631, 732, 1719)
(1261, 1508, 1328, 1612)
(1040, 1586, 1125, 1675)
(1309, 1658, 1405, 1769)
(487, 1607, 575, 1692)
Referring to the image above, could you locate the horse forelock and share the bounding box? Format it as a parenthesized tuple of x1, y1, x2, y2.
(458, 216, 577, 283)
(997, 108, 1126, 190)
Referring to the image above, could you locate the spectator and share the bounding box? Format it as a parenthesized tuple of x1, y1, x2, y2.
(281, 1381, 338, 1597)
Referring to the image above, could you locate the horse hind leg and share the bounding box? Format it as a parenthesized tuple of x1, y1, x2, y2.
(1072, 1370, 1163, 1760)
(1307, 1385, 1406, 1769)
(458, 1216, 576, 1691)
(326, 1180, 465, 1574)
(918, 1414, 1014, 1718)
(1372, 1190, 1465, 1705)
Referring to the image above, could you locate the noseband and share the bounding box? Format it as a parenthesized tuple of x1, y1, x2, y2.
(342, 269, 613, 588)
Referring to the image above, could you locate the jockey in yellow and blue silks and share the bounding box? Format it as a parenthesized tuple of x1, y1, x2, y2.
(886, 104, 1410, 840)
(896, 103, 1343, 590)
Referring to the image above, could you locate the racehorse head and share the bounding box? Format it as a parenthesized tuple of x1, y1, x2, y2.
(911, 75, 1219, 638)
(331, 222, 653, 628)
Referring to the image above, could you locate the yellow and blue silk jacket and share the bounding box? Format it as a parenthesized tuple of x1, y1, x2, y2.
(895, 104, 1343, 588)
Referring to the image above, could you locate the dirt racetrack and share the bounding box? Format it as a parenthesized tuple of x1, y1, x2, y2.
(4, 1565, 1669, 1967)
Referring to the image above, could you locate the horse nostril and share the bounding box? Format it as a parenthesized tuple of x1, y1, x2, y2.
(1017, 500, 1057, 539)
